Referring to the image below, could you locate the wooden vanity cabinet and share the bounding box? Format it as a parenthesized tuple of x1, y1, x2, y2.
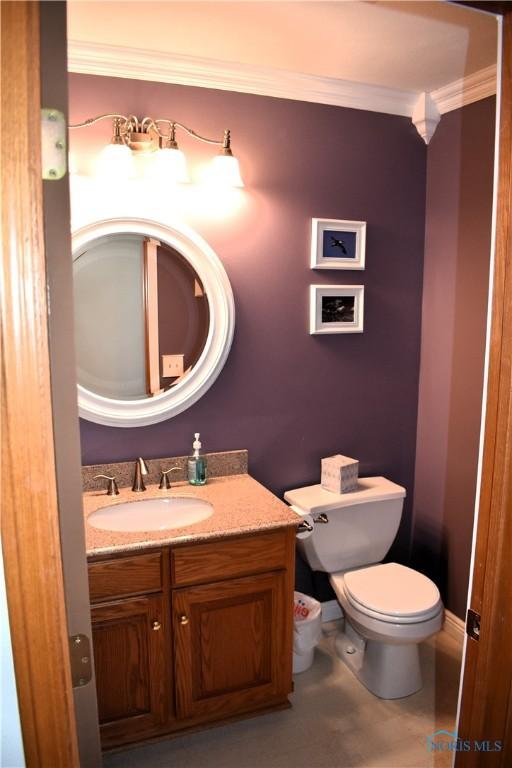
(88, 550, 173, 748)
(91, 595, 169, 745)
(88, 528, 295, 750)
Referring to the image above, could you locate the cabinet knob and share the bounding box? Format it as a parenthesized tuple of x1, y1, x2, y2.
(152, 620, 161, 631)
(179, 614, 189, 626)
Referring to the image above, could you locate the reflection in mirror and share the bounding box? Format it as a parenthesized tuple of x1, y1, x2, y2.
(72, 218, 234, 426)
(73, 233, 209, 400)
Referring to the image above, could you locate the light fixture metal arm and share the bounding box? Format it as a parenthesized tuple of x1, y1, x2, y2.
(69, 114, 232, 150)
(154, 119, 228, 147)
(69, 113, 129, 130)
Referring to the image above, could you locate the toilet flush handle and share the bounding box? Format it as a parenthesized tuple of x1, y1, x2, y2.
(314, 513, 329, 524)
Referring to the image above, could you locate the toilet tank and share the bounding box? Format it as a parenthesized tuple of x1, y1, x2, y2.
(284, 477, 406, 574)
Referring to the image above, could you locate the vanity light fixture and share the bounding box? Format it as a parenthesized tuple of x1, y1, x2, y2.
(69, 113, 244, 187)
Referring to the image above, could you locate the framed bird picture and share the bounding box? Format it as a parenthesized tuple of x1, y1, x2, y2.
(310, 218, 366, 270)
(309, 285, 364, 334)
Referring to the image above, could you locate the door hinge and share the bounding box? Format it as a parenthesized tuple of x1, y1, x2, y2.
(41, 108, 66, 180)
(69, 634, 92, 687)
(466, 608, 481, 642)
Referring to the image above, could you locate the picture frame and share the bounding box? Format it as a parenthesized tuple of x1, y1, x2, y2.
(311, 218, 366, 270)
(309, 285, 364, 334)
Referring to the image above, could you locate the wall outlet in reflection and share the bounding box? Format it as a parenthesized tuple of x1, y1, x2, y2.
(162, 354, 184, 378)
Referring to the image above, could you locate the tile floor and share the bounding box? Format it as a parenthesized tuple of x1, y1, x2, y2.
(103, 623, 462, 768)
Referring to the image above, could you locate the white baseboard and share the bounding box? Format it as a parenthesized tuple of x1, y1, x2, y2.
(321, 599, 343, 623)
(443, 609, 465, 644)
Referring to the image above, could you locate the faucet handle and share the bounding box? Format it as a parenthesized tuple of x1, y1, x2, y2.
(94, 474, 119, 496)
(159, 466, 181, 490)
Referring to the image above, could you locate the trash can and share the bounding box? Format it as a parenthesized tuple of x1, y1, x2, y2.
(293, 591, 322, 673)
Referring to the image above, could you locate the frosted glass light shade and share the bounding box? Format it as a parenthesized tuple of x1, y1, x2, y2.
(206, 154, 244, 187)
(151, 147, 189, 184)
(96, 143, 135, 181)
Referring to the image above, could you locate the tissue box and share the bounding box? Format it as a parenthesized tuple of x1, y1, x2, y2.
(321, 454, 359, 494)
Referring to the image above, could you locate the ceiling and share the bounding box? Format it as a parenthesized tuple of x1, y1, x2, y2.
(67, 1, 498, 94)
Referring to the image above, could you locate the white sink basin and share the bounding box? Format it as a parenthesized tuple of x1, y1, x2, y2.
(88, 497, 213, 532)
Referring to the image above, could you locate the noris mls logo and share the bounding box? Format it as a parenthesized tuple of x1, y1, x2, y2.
(427, 729, 502, 753)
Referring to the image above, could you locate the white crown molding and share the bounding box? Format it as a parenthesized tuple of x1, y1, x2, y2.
(68, 40, 497, 142)
(431, 64, 497, 115)
(68, 40, 417, 118)
(412, 92, 441, 145)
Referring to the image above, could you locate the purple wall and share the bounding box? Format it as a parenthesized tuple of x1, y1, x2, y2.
(412, 97, 495, 619)
(70, 74, 427, 562)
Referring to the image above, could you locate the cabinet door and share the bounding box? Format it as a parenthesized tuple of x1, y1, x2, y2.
(91, 595, 169, 747)
(174, 571, 291, 721)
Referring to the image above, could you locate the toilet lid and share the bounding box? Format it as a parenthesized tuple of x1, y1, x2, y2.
(343, 563, 442, 620)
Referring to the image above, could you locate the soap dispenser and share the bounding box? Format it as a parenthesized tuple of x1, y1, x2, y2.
(188, 433, 207, 486)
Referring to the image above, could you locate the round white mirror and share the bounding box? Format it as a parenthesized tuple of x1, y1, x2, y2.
(72, 218, 235, 427)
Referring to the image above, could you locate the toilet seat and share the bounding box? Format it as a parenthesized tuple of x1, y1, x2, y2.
(331, 563, 442, 625)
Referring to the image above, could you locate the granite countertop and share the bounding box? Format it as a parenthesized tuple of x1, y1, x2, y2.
(84, 473, 299, 557)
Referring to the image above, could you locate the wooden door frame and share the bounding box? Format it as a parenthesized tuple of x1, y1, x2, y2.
(455, 4, 512, 765)
(0, 3, 80, 766)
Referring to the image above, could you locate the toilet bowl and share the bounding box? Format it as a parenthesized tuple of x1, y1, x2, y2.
(285, 477, 444, 699)
(330, 563, 443, 698)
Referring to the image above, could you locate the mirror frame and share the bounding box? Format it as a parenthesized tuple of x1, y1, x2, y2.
(72, 218, 235, 427)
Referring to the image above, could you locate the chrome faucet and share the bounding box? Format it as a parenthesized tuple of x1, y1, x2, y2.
(159, 466, 181, 490)
(132, 457, 149, 492)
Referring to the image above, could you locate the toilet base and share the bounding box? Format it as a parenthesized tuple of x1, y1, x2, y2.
(335, 620, 423, 699)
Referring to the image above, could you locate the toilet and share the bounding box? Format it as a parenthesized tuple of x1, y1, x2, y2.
(285, 476, 443, 699)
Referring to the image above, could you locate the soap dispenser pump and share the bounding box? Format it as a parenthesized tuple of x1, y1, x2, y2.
(188, 432, 207, 486)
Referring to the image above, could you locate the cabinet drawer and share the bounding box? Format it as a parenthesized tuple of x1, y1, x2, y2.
(171, 530, 289, 587)
(89, 551, 163, 603)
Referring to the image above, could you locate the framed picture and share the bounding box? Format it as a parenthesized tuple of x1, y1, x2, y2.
(309, 285, 364, 334)
(311, 218, 366, 270)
